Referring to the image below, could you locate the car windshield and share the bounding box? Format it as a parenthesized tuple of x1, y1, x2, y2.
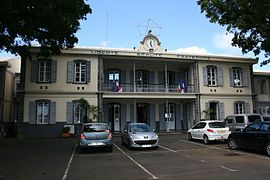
(83, 124, 108, 132)
(248, 115, 262, 123)
(209, 122, 226, 128)
(130, 124, 152, 132)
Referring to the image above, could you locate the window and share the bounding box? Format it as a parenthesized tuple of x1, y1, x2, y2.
(193, 122, 206, 129)
(246, 123, 261, 132)
(235, 102, 245, 114)
(260, 124, 270, 132)
(207, 66, 217, 86)
(225, 117, 234, 124)
(167, 71, 175, 85)
(38, 61, 51, 82)
(73, 101, 85, 124)
(74, 61, 86, 83)
(36, 101, 49, 124)
(259, 79, 267, 94)
(136, 70, 149, 85)
(235, 116, 244, 123)
(232, 68, 243, 87)
(31, 60, 56, 83)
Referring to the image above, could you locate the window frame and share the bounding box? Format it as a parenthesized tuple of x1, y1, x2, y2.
(37, 60, 52, 83)
(74, 61, 87, 84)
(207, 66, 217, 86)
(235, 102, 245, 114)
(36, 100, 50, 124)
(232, 67, 243, 87)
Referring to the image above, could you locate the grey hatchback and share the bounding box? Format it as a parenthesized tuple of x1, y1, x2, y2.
(79, 123, 113, 152)
(121, 123, 159, 149)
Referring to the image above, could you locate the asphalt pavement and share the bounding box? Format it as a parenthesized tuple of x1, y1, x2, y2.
(1, 134, 270, 180)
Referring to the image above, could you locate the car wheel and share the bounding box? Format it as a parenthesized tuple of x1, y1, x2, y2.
(228, 137, 238, 150)
(203, 135, 209, 145)
(265, 142, 270, 156)
(121, 137, 125, 145)
(187, 133, 193, 141)
(108, 146, 113, 152)
(127, 139, 132, 150)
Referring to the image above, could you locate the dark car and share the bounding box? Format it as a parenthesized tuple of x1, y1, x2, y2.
(79, 123, 113, 152)
(227, 122, 270, 156)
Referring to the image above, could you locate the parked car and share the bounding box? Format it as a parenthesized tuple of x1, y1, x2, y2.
(79, 123, 113, 152)
(187, 120, 231, 144)
(121, 123, 159, 149)
(227, 121, 270, 156)
(224, 114, 263, 132)
(262, 115, 270, 121)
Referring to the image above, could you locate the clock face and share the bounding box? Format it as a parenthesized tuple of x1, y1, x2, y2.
(145, 38, 157, 50)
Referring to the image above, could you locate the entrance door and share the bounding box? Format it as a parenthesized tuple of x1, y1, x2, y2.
(209, 102, 218, 120)
(136, 103, 149, 124)
(165, 104, 176, 130)
(108, 104, 120, 131)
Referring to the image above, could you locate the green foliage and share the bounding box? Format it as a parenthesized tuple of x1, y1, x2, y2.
(0, 0, 91, 58)
(198, 0, 270, 66)
(62, 126, 70, 133)
(79, 98, 98, 123)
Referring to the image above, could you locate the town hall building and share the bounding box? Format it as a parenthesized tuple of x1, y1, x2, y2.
(22, 32, 257, 137)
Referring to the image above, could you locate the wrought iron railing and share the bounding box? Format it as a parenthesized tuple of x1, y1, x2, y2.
(102, 83, 195, 93)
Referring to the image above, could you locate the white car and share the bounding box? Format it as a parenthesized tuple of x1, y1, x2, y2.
(187, 121, 231, 144)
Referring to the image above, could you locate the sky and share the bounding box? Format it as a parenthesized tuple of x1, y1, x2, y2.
(0, 0, 269, 71)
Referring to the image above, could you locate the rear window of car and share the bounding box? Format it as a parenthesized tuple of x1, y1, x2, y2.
(235, 116, 244, 123)
(130, 124, 151, 132)
(83, 124, 108, 132)
(209, 122, 226, 128)
(263, 116, 270, 121)
(248, 115, 262, 123)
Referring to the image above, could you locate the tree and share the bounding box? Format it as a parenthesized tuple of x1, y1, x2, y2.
(79, 98, 99, 123)
(197, 0, 270, 66)
(0, 0, 91, 129)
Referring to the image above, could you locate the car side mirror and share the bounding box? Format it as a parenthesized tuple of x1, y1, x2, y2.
(153, 129, 156, 132)
(240, 129, 245, 132)
(124, 129, 127, 133)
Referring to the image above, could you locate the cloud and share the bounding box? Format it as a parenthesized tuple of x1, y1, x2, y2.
(213, 32, 235, 49)
(99, 41, 108, 47)
(174, 46, 210, 55)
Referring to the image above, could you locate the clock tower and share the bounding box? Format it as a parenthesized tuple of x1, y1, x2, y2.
(138, 30, 163, 52)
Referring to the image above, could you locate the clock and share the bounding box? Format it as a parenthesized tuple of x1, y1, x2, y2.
(145, 37, 157, 50)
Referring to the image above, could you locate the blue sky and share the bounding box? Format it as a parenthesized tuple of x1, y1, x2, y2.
(1, 0, 269, 71)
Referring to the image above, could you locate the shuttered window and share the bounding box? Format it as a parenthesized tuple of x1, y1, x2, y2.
(28, 100, 56, 124)
(67, 60, 91, 84)
(31, 60, 57, 83)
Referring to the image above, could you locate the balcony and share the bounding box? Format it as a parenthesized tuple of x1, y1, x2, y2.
(102, 83, 195, 93)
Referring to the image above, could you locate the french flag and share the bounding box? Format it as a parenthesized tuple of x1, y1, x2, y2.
(177, 80, 185, 93)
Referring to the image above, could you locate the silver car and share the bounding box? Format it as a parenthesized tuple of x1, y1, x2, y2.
(121, 123, 159, 149)
(79, 123, 113, 152)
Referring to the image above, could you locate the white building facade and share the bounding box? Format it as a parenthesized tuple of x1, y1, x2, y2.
(22, 33, 257, 137)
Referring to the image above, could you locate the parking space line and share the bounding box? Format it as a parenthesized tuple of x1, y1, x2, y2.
(62, 144, 77, 180)
(179, 139, 270, 161)
(113, 143, 158, 179)
(220, 165, 238, 172)
(159, 145, 177, 153)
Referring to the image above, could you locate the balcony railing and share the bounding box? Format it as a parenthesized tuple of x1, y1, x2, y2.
(102, 83, 195, 93)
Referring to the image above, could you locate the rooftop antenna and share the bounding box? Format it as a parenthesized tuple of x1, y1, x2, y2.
(137, 18, 162, 38)
(106, 12, 109, 47)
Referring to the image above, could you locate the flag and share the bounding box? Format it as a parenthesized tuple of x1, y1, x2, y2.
(177, 80, 185, 93)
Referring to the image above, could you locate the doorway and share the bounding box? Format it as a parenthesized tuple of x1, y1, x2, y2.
(209, 102, 218, 120)
(136, 103, 149, 124)
(108, 104, 120, 131)
(165, 104, 176, 130)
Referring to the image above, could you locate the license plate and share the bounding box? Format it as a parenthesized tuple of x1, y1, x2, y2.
(218, 130, 225, 133)
(88, 142, 104, 146)
(142, 145, 151, 148)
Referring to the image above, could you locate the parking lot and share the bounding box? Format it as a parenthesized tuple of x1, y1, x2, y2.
(1, 134, 270, 180)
